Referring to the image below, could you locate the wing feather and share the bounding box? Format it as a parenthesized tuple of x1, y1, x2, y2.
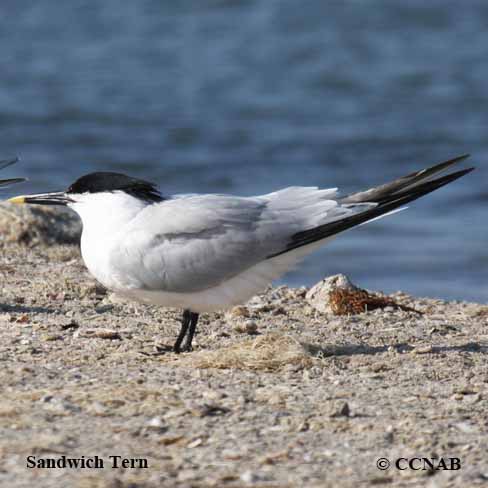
(109, 190, 372, 292)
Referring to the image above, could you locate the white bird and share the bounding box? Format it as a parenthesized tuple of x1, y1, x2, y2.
(9, 155, 473, 352)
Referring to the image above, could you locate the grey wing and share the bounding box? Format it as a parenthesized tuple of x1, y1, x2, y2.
(111, 190, 374, 293)
(111, 155, 473, 293)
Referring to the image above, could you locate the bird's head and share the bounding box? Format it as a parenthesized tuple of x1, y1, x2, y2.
(8, 172, 164, 220)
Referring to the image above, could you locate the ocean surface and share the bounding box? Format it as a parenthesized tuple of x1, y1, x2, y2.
(0, 1, 486, 301)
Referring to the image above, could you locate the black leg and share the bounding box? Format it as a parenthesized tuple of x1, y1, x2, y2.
(181, 312, 199, 352)
(173, 309, 191, 354)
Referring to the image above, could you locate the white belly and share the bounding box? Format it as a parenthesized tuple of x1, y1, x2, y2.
(115, 263, 272, 313)
(79, 206, 334, 312)
(104, 238, 334, 313)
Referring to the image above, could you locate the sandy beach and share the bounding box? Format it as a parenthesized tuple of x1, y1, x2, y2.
(0, 204, 487, 487)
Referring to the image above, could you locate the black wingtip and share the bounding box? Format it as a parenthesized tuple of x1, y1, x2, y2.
(398, 165, 475, 196)
(0, 157, 20, 171)
(443, 154, 471, 168)
(407, 153, 471, 179)
(0, 178, 26, 187)
(451, 166, 475, 178)
(451, 153, 470, 162)
(269, 164, 475, 259)
(341, 153, 473, 205)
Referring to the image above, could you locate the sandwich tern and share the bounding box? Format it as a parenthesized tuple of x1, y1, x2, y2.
(9, 155, 474, 352)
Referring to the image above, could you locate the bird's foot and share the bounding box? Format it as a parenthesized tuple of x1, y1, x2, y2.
(173, 342, 193, 354)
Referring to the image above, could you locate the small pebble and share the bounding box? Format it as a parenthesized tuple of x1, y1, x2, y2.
(228, 305, 250, 318)
(330, 401, 350, 418)
(234, 321, 258, 335)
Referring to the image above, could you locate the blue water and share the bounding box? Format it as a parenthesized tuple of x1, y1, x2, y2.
(0, 1, 486, 301)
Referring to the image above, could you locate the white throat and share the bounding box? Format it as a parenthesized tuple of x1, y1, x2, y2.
(69, 191, 148, 236)
(68, 191, 149, 286)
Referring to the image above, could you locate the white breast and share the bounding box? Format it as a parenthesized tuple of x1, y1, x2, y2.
(70, 192, 148, 290)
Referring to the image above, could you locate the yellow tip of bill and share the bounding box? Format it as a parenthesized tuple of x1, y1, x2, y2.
(8, 196, 26, 204)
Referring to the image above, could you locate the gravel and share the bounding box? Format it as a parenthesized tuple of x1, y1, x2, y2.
(1, 209, 487, 487)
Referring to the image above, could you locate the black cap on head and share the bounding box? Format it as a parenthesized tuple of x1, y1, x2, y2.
(67, 172, 164, 203)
